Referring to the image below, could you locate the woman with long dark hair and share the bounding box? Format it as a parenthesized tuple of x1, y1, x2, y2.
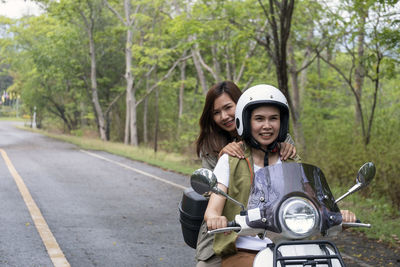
(194, 81, 296, 267)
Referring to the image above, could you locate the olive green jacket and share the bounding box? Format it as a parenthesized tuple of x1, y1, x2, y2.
(213, 146, 254, 257)
(196, 134, 298, 260)
(213, 147, 301, 257)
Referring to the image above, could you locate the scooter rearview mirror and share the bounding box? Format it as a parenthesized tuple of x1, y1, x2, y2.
(335, 162, 375, 204)
(356, 162, 375, 187)
(190, 168, 217, 195)
(190, 168, 246, 211)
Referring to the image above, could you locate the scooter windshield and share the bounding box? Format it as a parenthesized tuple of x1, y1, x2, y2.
(247, 162, 341, 234)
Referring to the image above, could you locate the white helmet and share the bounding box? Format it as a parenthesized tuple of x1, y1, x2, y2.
(235, 84, 289, 148)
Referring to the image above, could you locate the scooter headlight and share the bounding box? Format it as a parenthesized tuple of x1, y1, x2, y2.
(279, 197, 319, 239)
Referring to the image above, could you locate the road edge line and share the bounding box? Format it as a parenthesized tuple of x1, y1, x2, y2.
(0, 149, 70, 267)
(80, 149, 187, 190)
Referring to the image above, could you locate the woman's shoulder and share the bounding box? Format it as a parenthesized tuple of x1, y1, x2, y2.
(200, 150, 218, 170)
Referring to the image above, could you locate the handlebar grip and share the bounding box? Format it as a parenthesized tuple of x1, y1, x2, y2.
(342, 221, 371, 228)
(227, 221, 238, 227)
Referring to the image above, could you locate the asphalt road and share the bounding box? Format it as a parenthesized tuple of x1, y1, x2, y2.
(0, 121, 196, 267)
(1, 121, 399, 267)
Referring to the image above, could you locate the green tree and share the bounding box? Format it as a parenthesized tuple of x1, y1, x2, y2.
(316, 0, 399, 145)
(5, 15, 86, 129)
(103, 0, 188, 146)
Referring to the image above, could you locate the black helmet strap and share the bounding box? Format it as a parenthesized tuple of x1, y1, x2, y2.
(250, 138, 278, 166)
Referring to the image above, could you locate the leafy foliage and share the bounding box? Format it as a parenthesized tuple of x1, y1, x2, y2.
(0, 0, 399, 215)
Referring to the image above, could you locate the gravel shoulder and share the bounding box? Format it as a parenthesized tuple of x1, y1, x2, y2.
(325, 230, 400, 266)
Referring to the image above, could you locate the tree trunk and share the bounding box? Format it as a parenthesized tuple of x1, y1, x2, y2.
(195, 45, 220, 83)
(143, 74, 149, 144)
(365, 17, 384, 146)
(288, 41, 306, 150)
(105, 111, 111, 140)
(255, 0, 300, 148)
(300, 28, 314, 94)
(211, 42, 222, 82)
(79, 3, 107, 141)
(130, 92, 138, 146)
(80, 101, 87, 127)
(191, 46, 208, 94)
(365, 54, 381, 145)
(261, 0, 297, 123)
(355, 7, 367, 124)
(288, 42, 300, 111)
(124, 91, 131, 144)
(154, 87, 159, 152)
(224, 47, 232, 81)
(105, 0, 138, 145)
(88, 29, 107, 141)
(178, 56, 186, 119)
(316, 57, 321, 90)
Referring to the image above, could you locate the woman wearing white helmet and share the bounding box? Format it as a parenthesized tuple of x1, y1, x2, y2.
(235, 84, 294, 167)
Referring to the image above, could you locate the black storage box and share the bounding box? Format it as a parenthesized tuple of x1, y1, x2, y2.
(179, 187, 209, 249)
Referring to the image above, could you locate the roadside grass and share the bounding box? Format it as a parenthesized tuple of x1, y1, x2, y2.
(331, 186, 400, 247)
(24, 127, 200, 176)
(20, 125, 400, 248)
(0, 116, 25, 121)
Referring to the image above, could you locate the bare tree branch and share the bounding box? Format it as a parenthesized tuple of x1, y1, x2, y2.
(136, 54, 191, 106)
(105, 89, 126, 116)
(317, 51, 366, 137)
(104, 0, 125, 24)
(194, 45, 220, 82)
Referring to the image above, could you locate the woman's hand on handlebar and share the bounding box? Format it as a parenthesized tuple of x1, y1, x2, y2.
(341, 209, 356, 223)
(206, 216, 233, 235)
(206, 215, 228, 230)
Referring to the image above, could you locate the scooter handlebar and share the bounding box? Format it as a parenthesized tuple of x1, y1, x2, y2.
(342, 219, 371, 228)
(207, 220, 241, 235)
(207, 226, 241, 234)
(227, 220, 239, 227)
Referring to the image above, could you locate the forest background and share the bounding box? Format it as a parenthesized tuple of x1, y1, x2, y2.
(0, 0, 399, 244)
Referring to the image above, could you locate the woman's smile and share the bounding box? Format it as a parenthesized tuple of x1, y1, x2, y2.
(259, 132, 273, 138)
(223, 119, 235, 128)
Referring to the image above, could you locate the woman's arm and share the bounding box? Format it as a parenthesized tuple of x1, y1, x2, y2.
(204, 183, 229, 230)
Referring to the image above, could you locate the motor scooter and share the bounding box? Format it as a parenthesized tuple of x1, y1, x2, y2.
(189, 162, 375, 267)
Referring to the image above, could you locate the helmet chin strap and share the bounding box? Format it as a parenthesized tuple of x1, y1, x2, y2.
(249, 138, 278, 166)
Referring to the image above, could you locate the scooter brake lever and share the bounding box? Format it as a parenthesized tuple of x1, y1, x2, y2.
(207, 227, 241, 234)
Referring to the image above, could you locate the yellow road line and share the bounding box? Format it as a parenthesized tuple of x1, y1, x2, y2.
(0, 149, 70, 267)
(80, 149, 187, 190)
